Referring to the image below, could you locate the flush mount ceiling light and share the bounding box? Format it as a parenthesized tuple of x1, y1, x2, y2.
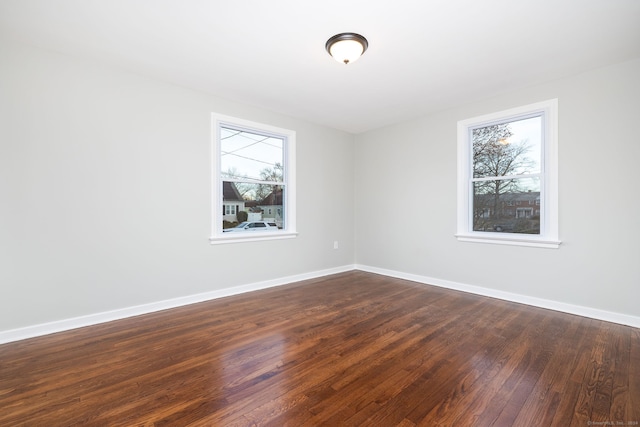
(325, 33, 368, 65)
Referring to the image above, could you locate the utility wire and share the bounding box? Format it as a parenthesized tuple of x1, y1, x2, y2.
(220, 130, 282, 166)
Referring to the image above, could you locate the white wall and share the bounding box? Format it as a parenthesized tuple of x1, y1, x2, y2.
(355, 58, 640, 319)
(0, 39, 355, 332)
(2, 37, 638, 338)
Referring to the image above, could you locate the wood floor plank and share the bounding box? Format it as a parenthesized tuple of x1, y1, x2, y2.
(571, 321, 614, 426)
(511, 313, 589, 426)
(609, 327, 631, 423)
(629, 328, 640, 423)
(494, 309, 575, 425)
(0, 271, 638, 426)
(433, 310, 545, 426)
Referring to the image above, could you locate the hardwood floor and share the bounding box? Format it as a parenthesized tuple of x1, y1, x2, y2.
(1, 271, 638, 426)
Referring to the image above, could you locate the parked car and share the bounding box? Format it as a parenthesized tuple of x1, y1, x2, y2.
(493, 218, 539, 234)
(223, 221, 279, 232)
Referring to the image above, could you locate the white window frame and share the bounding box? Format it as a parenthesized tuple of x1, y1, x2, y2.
(210, 113, 297, 244)
(456, 99, 560, 249)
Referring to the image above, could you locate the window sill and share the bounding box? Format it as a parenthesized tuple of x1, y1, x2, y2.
(455, 233, 561, 249)
(210, 231, 298, 245)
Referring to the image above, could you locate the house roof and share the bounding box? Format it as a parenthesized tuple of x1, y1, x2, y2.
(505, 192, 540, 202)
(260, 188, 283, 206)
(475, 191, 540, 203)
(223, 182, 243, 202)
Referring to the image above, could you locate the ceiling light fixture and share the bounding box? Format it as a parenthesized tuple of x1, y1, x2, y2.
(325, 33, 368, 65)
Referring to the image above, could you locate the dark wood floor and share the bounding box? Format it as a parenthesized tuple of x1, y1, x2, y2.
(1, 271, 638, 426)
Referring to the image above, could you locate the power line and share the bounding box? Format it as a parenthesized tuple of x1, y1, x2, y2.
(221, 151, 278, 167)
(220, 130, 282, 167)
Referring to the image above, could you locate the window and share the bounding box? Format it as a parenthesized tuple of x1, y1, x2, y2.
(456, 99, 560, 248)
(210, 113, 296, 244)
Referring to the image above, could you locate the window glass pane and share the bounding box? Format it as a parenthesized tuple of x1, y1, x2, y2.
(472, 116, 541, 178)
(221, 181, 284, 230)
(472, 177, 540, 234)
(220, 127, 284, 183)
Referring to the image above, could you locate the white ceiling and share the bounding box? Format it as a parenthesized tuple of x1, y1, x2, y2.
(1, 0, 639, 134)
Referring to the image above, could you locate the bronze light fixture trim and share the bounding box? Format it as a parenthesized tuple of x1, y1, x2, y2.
(325, 33, 369, 64)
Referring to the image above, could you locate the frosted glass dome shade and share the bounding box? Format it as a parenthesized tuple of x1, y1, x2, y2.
(326, 33, 368, 64)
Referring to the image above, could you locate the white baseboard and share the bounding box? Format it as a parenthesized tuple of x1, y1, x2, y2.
(356, 264, 640, 328)
(0, 265, 356, 345)
(2, 263, 637, 345)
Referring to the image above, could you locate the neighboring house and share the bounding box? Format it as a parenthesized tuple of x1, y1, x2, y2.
(222, 181, 245, 222)
(505, 191, 541, 219)
(474, 191, 540, 219)
(258, 188, 283, 227)
(244, 200, 261, 211)
(244, 200, 263, 222)
(474, 191, 541, 233)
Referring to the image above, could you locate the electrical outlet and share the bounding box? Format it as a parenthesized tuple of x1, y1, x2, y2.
(333, 241, 339, 249)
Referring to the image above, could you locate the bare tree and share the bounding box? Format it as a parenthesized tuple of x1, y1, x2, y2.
(256, 162, 283, 202)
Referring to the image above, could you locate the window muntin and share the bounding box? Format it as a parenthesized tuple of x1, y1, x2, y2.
(457, 100, 559, 248)
(211, 114, 296, 244)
